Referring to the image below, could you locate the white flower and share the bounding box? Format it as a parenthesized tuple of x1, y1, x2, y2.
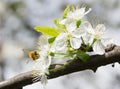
(67, 7, 92, 20)
(83, 21, 112, 55)
(51, 21, 85, 53)
(60, 7, 91, 25)
(50, 33, 67, 53)
(37, 35, 51, 68)
(32, 59, 49, 87)
(33, 35, 51, 86)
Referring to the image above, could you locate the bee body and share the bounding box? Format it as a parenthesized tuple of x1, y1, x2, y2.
(29, 50, 40, 60)
(23, 49, 40, 61)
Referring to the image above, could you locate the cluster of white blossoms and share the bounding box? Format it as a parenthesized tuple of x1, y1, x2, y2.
(33, 5, 112, 87)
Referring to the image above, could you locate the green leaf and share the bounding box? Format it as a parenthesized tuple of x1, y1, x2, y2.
(34, 26, 59, 37)
(76, 50, 90, 62)
(62, 5, 70, 19)
(76, 20, 81, 28)
(50, 52, 55, 56)
(54, 18, 66, 29)
(48, 37, 56, 44)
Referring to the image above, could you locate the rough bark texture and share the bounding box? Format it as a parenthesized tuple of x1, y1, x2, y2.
(0, 44, 120, 89)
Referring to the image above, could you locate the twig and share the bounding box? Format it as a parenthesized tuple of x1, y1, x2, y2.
(0, 44, 120, 89)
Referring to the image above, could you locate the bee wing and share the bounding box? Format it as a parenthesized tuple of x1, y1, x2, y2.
(22, 49, 30, 57)
(22, 49, 32, 64)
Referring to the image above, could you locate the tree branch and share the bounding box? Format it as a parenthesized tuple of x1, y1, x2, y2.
(0, 44, 120, 89)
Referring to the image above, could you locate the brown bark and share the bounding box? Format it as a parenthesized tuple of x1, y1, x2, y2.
(0, 44, 120, 89)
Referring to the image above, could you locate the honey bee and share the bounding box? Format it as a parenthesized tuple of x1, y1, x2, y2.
(29, 50, 40, 60)
(23, 49, 40, 62)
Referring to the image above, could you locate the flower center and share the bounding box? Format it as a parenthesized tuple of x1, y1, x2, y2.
(67, 32, 72, 39)
(94, 34, 101, 40)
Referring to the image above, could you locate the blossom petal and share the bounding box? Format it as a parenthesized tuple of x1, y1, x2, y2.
(38, 35, 48, 46)
(51, 33, 67, 53)
(70, 37, 82, 49)
(74, 8, 85, 19)
(38, 35, 49, 50)
(83, 21, 95, 34)
(93, 41, 105, 55)
(67, 8, 91, 20)
(32, 59, 46, 71)
(95, 24, 106, 34)
(67, 11, 74, 19)
(55, 41, 67, 53)
(76, 8, 85, 15)
(67, 8, 85, 20)
(82, 33, 94, 45)
(71, 28, 86, 38)
(41, 75, 48, 87)
(66, 21, 76, 33)
(59, 19, 67, 25)
(44, 56, 51, 68)
(60, 18, 74, 25)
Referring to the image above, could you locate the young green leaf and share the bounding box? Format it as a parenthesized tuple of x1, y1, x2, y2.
(76, 50, 90, 62)
(76, 20, 81, 28)
(62, 5, 70, 19)
(34, 26, 59, 37)
(48, 37, 56, 44)
(54, 18, 66, 29)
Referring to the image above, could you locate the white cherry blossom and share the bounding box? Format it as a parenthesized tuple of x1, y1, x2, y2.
(33, 35, 51, 86)
(67, 7, 92, 20)
(60, 7, 91, 25)
(51, 21, 85, 53)
(83, 21, 112, 55)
